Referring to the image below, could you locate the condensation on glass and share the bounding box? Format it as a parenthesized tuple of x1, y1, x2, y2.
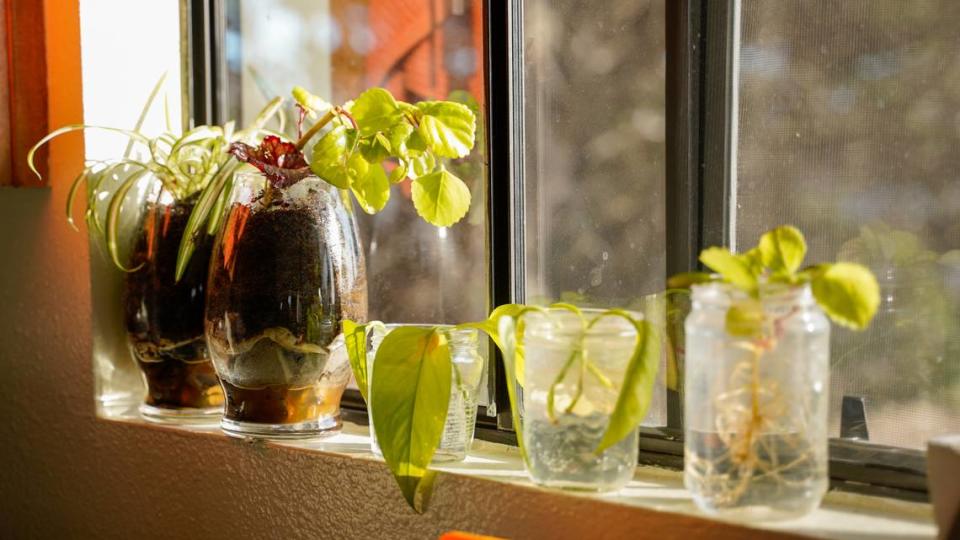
(520, 0, 667, 425)
(734, 0, 960, 448)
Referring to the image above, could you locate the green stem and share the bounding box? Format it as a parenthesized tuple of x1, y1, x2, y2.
(296, 110, 335, 149)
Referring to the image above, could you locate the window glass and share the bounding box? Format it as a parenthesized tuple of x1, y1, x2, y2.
(736, 0, 960, 448)
(520, 0, 667, 424)
(224, 0, 489, 325)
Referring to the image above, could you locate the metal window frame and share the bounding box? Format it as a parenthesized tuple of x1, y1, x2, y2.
(189, 0, 930, 501)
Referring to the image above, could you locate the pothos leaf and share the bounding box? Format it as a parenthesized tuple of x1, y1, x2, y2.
(350, 162, 390, 214)
(595, 312, 660, 454)
(371, 327, 451, 512)
(411, 168, 471, 227)
(699, 247, 758, 293)
(758, 225, 807, 275)
(811, 262, 880, 330)
(343, 320, 368, 402)
(416, 101, 476, 158)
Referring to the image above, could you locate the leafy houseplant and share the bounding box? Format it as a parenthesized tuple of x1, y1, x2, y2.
(678, 225, 879, 520)
(343, 303, 660, 511)
(29, 77, 282, 422)
(201, 86, 478, 439)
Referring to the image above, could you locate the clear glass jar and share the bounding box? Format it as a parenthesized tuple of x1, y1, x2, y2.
(521, 308, 641, 492)
(367, 325, 484, 462)
(684, 282, 830, 520)
(123, 176, 222, 423)
(205, 172, 368, 439)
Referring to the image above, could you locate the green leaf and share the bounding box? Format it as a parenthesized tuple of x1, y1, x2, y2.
(343, 320, 369, 402)
(811, 262, 880, 330)
(595, 312, 660, 454)
(407, 151, 436, 179)
(105, 166, 151, 272)
(388, 162, 408, 184)
(310, 126, 353, 189)
(495, 315, 529, 466)
(699, 247, 758, 293)
(758, 225, 807, 275)
(387, 122, 416, 157)
(359, 136, 391, 164)
(350, 162, 390, 214)
(175, 159, 241, 281)
(351, 87, 401, 136)
(292, 85, 332, 115)
(724, 298, 765, 338)
(411, 168, 471, 227)
(371, 327, 451, 512)
(459, 303, 533, 387)
(416, 101, 476, 158)
(666, 272, 715, 290)
(28, 125, 150, 180)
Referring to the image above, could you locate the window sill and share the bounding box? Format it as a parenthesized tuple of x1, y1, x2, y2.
(102, 408, 937, 539)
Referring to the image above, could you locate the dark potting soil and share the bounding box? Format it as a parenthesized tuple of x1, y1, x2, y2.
(123, 194, 213, 347)
(123, 194, 222, 410)
(205, 193, 368, 350)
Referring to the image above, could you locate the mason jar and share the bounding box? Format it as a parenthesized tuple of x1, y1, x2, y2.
(367, 325, 484, 462)
(521, 308, 641, 492)
(684, 282, 830, 520)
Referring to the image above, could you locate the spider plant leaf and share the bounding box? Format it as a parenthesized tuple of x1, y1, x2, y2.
(174, 160, 240, 281)
(28, 125, 150, 180)
(66, 167, 92, 231)
(105, 166, 151, 272)
(124, 71, 168, 159)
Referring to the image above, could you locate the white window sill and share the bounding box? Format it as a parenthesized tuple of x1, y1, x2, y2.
(102, 407, 937, 540)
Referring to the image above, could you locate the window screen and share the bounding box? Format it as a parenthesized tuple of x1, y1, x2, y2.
(735, 0, 960, 449)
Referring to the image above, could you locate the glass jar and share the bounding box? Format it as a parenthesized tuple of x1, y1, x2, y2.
(520, 308, 641, 492)
(684, 282, 830, 520)
(367, 325, 484, 462)
(205, 172, 368, 439)
(122, 177, 222, 423)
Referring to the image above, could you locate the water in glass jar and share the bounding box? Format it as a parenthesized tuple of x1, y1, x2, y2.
(685, 429, 827, 520)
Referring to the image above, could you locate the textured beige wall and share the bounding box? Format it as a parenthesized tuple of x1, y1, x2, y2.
(0, 3, 792, 539)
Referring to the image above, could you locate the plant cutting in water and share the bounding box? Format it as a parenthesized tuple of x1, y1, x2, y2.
(175, 85, 477, 279)
(343, 303, 660, 511)
(674, 225, 880, 508)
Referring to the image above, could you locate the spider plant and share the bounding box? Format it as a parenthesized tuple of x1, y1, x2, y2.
(27, 74, 282, 272)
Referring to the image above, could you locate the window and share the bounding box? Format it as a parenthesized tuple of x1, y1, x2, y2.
(734, 0, 960, 450)
(191, 0, 955, 496)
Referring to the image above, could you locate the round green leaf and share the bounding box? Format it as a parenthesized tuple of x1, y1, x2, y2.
(351, 87, 401, 136)
(724, 298, 765, 338)
(811, 262, 880, 330)
(411, 168, 471, 227)
(310, 126, 352, 189)
(758, 225, 807, 274)
(350, 163, 390, 214)
(415, 101, 476, 158)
